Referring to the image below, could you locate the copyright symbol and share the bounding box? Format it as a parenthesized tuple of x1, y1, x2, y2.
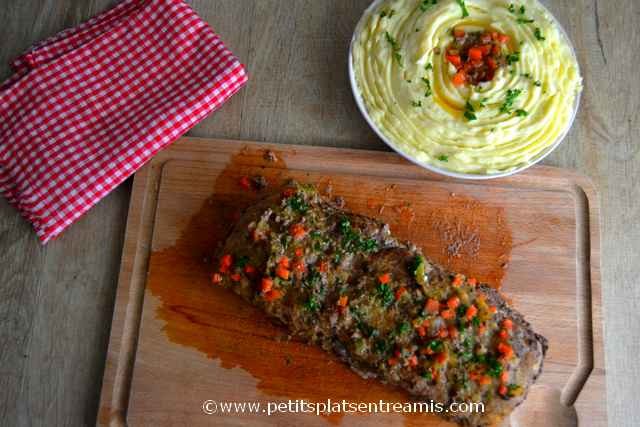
(202, 400, 217, 415)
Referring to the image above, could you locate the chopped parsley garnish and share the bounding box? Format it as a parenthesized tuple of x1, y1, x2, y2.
(517, 17, 535, 24)
(515, 109, 529, 117)
(358, 322, 377, 338)
(464, 101, 477, 121)
(425, 62, 433, 70)
(421, 370, 433, 381)
(534, 27, 546, 41)
(456, 0, 469, 18)
(380, 9, 395, 18)
(287, 194, 309, 213)
(519, 5, 526, 14)
(411, 100, 423, 108)
(479, 97, 489, 108)
(410, 255, 426, 285)
(385, 32, 404, 67)
(374, 338, 391, 354)
(376, 284, 394, 307)
(456, 304, 469, 319)
(508, 3, 515, 13)
(428, 339, 444, 353)
(422, 77, 432, 97)
(437, 155, 449, 162)
(505, 52, 520, 65)
(420, 0, 438, 12)
(499, 88, 523, 114)
(507, 384, 523, 397)
(393, 52, 404, 66)
(304, 296, 320, 312)
(485, 355, 504, 377)
(534, 80, 542, 87)
(234, 255, 249, 268)
(397, 321, 411, 335)
(302, 269, 322, 289)
(361, 238, 379, 252)
(521, 72, 532, 79)
(338, 217, 379, 253)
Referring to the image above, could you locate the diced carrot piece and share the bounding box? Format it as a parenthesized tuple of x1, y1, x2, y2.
(211, 273, 223, 284)
(421, 347, 434, 356)
(295, 247, 304, 257)
(466, 304, 478, 320)
(446, 54, 462, 68)
(498, 385, 508, 396)
(441, 309, 455, 320)
(416, 326, 427, 337)
(278, 256, 290, 268)
(425, 298, 440, 313)
(478, 324, 487, 335)
(447, 296, 460, 309)
(239, 176, 251, 190)
(388, 357, 399, 366)
(318, 261, 329, 272)
(488, 305, 497, 314)
(502, 319, 514, 330)
(436, 352, 448, 364)
(497, 33, 510, 44)
(261, 277, 273, 293)
(408, 355, 419, 367)
(395, 287, 407, 300)
(453, 28, 466, 38)
(290, 224, 307, 240)
(452, 274, 464, 287)
(468, 47, 483, 60)
(438, 328, 448, 338)
(497, 342, 514, 359)
(499, 329, 508, 339)
(479, 375, 492, 386)
(230, 273, 242, 282)
(378, 273, 391, 284)
(500, 371, 509, 383)
(244, 265, 256, 275)
(448, 326, 459, 339)
(338, 295, 349, 307)
(479, 44, 492, 56)
(264, 289, 283, 302)
(276, 265, 290, 280)
(468, 277, 478, 286)
(490, 31, 499, 40)
(220, 254, 233, 272)
(292, 260, 306, 273)
(282, 188, 296, 197)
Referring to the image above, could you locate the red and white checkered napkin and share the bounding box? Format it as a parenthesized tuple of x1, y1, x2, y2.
(0, 0, 248, 243)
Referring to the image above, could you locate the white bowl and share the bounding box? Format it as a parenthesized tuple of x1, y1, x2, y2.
(348, 0, 582, 180)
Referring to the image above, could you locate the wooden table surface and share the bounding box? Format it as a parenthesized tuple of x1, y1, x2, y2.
(0, 1, 636, 426)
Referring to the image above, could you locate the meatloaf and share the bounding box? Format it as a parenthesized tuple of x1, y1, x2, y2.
(212, 183, 547, 426)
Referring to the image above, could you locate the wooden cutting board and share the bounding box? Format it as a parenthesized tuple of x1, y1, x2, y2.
(97, 137, 605, 426)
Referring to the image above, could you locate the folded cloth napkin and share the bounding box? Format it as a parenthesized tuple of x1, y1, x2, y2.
(0, 0, 248, 243)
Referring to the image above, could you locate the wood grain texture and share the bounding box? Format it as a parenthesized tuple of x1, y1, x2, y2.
(0, 0, 636, 426)
(98, 138, 604, 426)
